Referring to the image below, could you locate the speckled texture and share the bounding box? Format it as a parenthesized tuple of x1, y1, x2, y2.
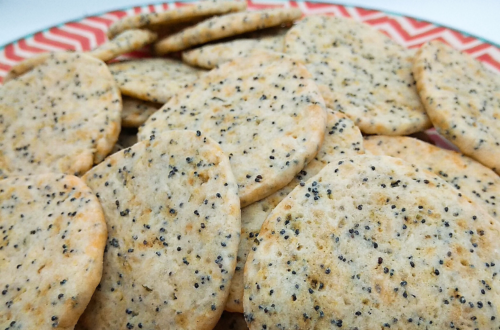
(0, 174, 107, 330)
(226, 110, 364, 312)
(285, 15, 430, 135)
(413, 41, 500, 175)
(364, 135, 500, 222)
(182, 33, 286, 69)
(109, 58, 203, 104)
(79, 130, 241, 330)
(155, 8, 302, 54)
(88, 29, 157, 62)
(214, 312, 248, 330)
(0, 52, 121, 176)
(244, 155, 500, 329)
(139, 53, 327, 207)
(121, 96, 160, 128)
(107, 0, 247, 39)
(3, 52, 53, 83)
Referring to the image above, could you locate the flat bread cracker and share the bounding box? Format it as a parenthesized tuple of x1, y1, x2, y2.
(108, 0, 247, 39)
(0, 174, 106, 330)
(413, 41, 500, 174)
(139, 53, 327, 207)
(121, 96, 160, 128)
(88, 29, 157, 62)
(79, 130, 241, 330)
(155, 8, 302, 54)
(364, 135, 500, 221)
(182, 34, 285, 69)
(244, 155, 500, 329)
(109, 58, 203, 103)
(226, 110, 364, 312)
(0, 52, 121, 176)
(285, 15, 430, 135)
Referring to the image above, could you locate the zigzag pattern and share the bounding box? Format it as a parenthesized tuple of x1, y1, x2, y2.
(1, 0, 499, 84)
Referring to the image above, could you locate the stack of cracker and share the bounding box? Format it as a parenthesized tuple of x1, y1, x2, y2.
(1, 1, 499, 329)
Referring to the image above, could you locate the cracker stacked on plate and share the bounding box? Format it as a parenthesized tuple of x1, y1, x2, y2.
(1, 1, 500, 329)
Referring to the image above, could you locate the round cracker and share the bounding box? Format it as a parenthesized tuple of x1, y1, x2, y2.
(121, 96, 160, 128)
(285, 15, 430, 135)
(182, 34, 285, 69)
(413, 41, 500, 174)
(155, 8, 302, 54)
(226, 110, 364, 312)
(364, 135, 500, 221)
(0, 174, 107, 330)
(109, 58, 203, 104)
(79, 130, 241, 330)
(88, 29, 157, 62)
(244, 155, 500, 329)
(214, 312, 248, 330)
(107, 0, 247, 39)
(0, 52, 121, 176)
(139, 53, 327, 207)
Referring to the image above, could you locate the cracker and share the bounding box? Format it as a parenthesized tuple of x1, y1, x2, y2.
(121, 96, 160, 128)
(109, 58, 203, 103)
(0, 52, 121, 176)
(413, 41, 500, 174)
(108, 0, 247, 39)
(244, 155, 500, 329)
(88, 29, 157, 62)
(182, 34, 285, 69)
(285, 15, 430, 135)
(364, 135, 500, 221)
(79, 130, 241, 330)
(214, 312, 248, 330)
(139, 53, 327, 207)
(226, 110, 364, 312)
(155, 8, 302, 54)
(0, 174, 107, 329)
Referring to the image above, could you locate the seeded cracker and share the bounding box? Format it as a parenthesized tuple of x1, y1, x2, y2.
(182, 33, 286, 69)
(226, 110, 364, 312)
(214, 312, 248, 330)
(0, 174, 107, 329)
(154, 8, 302, 54)
(88, 29, 157, 62)
(107, 0, 247, 39)
(139, 53, 327, 207)
(79, 130, 241, 330)
(364, 135, 500, 221)
(0, 52, 121, 176)
(109, 58, 203, 104)
(285, 15, 430, 135)
(244, 155, 500, 329)
(121, 96, 160, 128)
(414, 41, 500, 174)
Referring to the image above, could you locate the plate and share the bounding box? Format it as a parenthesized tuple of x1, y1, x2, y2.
(0, 0, 499, 150)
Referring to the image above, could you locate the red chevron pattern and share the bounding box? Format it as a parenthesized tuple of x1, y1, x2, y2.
(1, 0, 499, 84)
